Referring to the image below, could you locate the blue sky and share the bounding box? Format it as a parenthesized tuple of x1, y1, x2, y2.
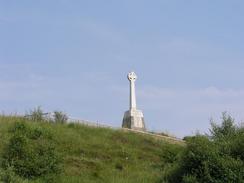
(1, 0, 244, 137)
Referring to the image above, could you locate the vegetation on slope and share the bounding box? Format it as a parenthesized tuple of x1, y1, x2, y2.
(0, 112, 243, 183)
(162, 113, 244, 183)
(0, 116, 184, 183)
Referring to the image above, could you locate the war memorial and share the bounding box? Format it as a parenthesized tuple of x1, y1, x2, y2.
(122, 72, 146, 131)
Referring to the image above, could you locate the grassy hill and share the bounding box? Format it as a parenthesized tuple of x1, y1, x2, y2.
(0, 116, 184, 183)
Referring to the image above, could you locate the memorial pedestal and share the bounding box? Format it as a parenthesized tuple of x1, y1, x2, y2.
(122, 109, 146, 131)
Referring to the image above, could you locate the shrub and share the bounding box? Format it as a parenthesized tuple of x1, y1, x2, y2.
(182, 175, 198, 183)
(0, 166, 26, 183)
(1, 122, 62, 179)
(163, 113, 244, 183)
(53, 111, 68, 124)
(181, 136, 243, 183)
(26, 106, 44, 122)
(210, 112, 236, 140)
(229, 130, 244, 160)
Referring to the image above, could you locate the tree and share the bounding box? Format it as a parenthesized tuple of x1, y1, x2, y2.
(209, 112, 236, 140)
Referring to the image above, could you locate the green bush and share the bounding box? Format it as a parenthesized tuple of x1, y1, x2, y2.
(182, 175, 198, 183)
(210, 112, 236, 140)
(0, 166, 27, 183)
(164, 113, 244, 183)
(1, 122, 62, 179)
(182, 136, 243, 183)
(230, 130, 244, 161)
(53, 111, 68, 124)
(26, 106, 44, 122)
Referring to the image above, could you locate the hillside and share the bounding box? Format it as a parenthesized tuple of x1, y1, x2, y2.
(0, 116, 184, 183)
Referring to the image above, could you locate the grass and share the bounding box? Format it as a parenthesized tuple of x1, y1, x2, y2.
(0, 116, 184, 183)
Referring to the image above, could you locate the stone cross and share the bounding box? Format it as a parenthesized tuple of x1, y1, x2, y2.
(122, 71, 146, 131)
(127, 72, 137, 110)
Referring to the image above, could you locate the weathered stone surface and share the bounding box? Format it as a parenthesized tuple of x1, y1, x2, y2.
(122, 109, 146, 131)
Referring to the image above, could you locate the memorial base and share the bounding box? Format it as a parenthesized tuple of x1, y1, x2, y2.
(122, 109, 146, 131)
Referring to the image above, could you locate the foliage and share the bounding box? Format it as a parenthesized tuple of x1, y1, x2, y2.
(26, 106, 44, 122)
(164, 113, 244, 183)
(209, 112, 236, 140)
(0, 115, 184, 183)
(53, 111, 68, 124)
(1, 112, 243, 183)
(1, 122, 62, 180)
(0, 166, 26, 183)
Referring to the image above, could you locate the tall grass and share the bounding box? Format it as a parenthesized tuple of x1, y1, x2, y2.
(0, 116, 184, 183)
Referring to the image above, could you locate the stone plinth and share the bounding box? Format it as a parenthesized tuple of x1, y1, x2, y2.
(122, 109, 146, 131)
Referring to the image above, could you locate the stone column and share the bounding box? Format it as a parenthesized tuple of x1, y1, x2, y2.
(128, 72, 137, 110)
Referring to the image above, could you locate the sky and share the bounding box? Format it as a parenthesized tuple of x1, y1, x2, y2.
(1, 0, 244, 137)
